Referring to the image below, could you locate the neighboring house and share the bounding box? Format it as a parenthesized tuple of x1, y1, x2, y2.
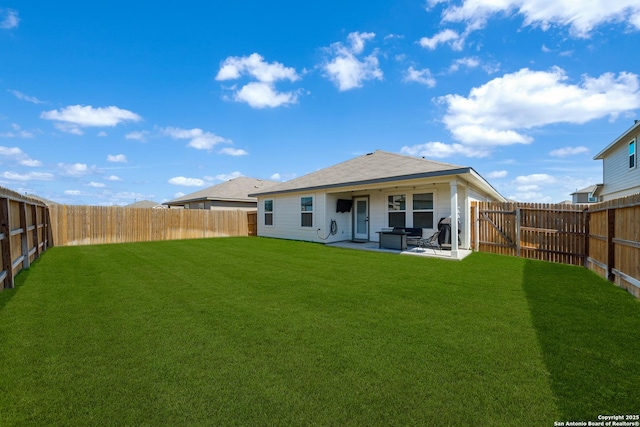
(570, 185, 602, 204)
(127, 200, 166, 209)
(164, 176, 279, 210)
(593, 120, 640, 201)
(249, 150, 506, 257)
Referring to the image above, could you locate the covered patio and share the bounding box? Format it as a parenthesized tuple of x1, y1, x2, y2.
(327, 240, 472, 260)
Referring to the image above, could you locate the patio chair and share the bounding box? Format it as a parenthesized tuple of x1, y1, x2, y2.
(417, 230, 440, 253)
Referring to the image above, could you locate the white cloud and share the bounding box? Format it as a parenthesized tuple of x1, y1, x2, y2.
(97, 131, 108, 137)
(125, 130, 149, 142)
(219, 147, 248, 156)
(107, 154, 127, 163)
(40, 105, 142, 134)
(210, 171, 243, 182)
(0, 145, 42, 166)
(168, 176, 206, 187)
(216, 53, 299, 83)
(234, 82, 298, 109)
(2, 171, 54, 181)
(105, 175, 122, 181)
(486, 170, 508, 178)
(514, 173, 557, 185)
(20, 159, 42, 167)
(549, 146, 589, 157)
(448, 57, 480, 73)
(58, 163, 92, 176)
(323, 32, 383, 91)
(403, 66, 436, 87)
(8, 89, 45, 104)
(269, 172, 296, 181)
(216, 53, 300, 109)
(400, 142, 491, 158)
(173, 192, 186, 198)
(347, 31, 376, 55)
(88, 181, 106, 188)
(0, 123, 34, 138)
(437, 0, 640, 38)
(64, 190, 82, 196)
(419, 29, 464, 50)
(161, 127, 230, 150)
(438, 67, 640, 147)
(0, 8, 19, 29)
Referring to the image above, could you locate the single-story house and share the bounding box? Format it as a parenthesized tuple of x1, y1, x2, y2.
(593, 120, 640, 201)
(249, 150, 506, 257)
(164, 176, 278, 210)
(570, 185, 602, 204)
(127, 200, 166, 209)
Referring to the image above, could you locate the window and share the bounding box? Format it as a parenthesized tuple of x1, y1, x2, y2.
(630, 139, 637, 169)
(264, 199, 273, 226)
(413, 193, 434, 228)
(588, 193, 597, 203)
(301, 197, 313, 227)
(388, 194, 406, 228)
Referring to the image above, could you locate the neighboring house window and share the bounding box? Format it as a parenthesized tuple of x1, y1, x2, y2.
(588, 193, 597, 203)
(413, 193, 434, 228)
(184, 204, 190, 209)
(264, 199, 274, 226)
(388, 194, 406, 228)
(198, 202, 205, 209)
(301, 197, 313, 227)
(630, 139, 637, 169)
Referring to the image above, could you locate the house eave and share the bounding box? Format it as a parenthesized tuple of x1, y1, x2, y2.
(594, 121, 640, 160)
(250, 167, 507, 202)
(163, 197, 257, 206)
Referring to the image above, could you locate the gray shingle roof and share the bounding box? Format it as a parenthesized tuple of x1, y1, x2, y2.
(571, 184, 601, 195)
(250, 150, 469, 196)
(127, 200, 164, 208)
(165, 176, 279, 205)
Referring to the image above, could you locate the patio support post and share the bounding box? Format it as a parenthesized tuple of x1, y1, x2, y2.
(450, 180, 459, 258)
(462, 183, 471, 249)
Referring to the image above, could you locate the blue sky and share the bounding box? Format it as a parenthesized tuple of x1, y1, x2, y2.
(1, 1, 639, 205)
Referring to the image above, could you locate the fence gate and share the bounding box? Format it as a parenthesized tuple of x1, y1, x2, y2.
(473, 202, 588, 266)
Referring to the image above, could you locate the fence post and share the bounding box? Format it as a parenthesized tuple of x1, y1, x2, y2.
(515, 207, 521, 257)
(583, 209, 590, 268)
(607, 208, 615, 282)
(0, 198, 13, 289)
(20, 202, 30, 270)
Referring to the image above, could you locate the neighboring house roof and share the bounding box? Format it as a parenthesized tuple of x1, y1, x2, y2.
(127, 200, 165, 208)
(249, 150, 506, 201)
(0, 186, 50, 206)
(570, 184, 601, 196)
(164, 176, 279, 206)
(594, 120, 640, 160)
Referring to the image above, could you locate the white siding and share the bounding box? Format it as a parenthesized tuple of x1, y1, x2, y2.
(353, 184, 451, 242)
(322, 192, 353, 243)
(256, 176, 501, 248)
(257, 192, 327, 242)
(601, 139, 640, 200)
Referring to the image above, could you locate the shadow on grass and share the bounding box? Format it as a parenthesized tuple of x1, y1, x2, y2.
(522, 259, 640, 420)
(0, 269, 27, 313)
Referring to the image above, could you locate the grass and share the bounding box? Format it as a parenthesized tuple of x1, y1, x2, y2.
(0, 237, 639, 426)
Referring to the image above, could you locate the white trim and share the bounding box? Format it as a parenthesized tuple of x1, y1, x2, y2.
(300, 195, 314, 228)
(264, 198, 274, 227)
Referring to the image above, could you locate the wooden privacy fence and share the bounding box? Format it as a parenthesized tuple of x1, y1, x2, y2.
(0, 188, 50, 289)
(472, 195, 640, 298)
(49, 205, 254, 246)
(585, 194, 640, 298)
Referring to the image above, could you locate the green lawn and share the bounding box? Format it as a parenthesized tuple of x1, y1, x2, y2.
(1, 237, 639, 426)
